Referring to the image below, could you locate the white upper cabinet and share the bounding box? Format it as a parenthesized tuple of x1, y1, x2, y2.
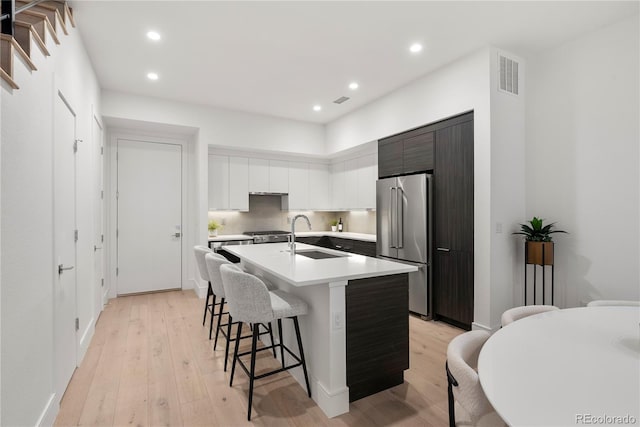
(345, 158, 359, 209)
(287, 162, 309, 210)
(331, 161, 346, 210)
(357, 154, 377, 209)
(229, 156, 249, 211)
(209, 155, 248, 210)
(269, 160, 289, 193)
(208, 155, 229, 210)
(308, 163, 330, 210)
(249, 158, 269, 193)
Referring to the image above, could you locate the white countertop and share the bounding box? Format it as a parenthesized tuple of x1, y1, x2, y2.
(208, 231, 376, 243)
(208, 234, 253, 242)
(295, 231, 376, 242)
(224, 242, 415, 286)
(478, 306, 640, 426)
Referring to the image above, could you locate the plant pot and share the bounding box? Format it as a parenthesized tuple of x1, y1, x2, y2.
(525, 241, 554, 265)
(209, 230, 218, 238)
(331, 226, 337, 232)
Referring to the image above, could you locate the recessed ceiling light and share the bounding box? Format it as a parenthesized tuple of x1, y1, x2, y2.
(313, 105, 322, 112)
(147, 72, 159, 81)
(349, 82, 359, 90)
(147, 31, 161, 41)
(409, 43, 423, 53)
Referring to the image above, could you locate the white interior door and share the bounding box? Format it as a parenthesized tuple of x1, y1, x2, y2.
(54, 91, 78, 400)
(117, 139, 182, 294)
(92, 116, 105, 309)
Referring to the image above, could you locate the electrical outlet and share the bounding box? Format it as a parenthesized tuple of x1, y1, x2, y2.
(287, 216, 291, 224)
(221, 218, 226, 226)
(333, 312, 344, 330)
(496, 222, 503, 234)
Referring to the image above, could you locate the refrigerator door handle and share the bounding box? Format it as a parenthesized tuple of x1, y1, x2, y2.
(389, 186, 396, 248)
(397, 186, 404, 248)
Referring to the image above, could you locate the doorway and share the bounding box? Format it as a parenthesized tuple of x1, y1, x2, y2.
(53, 91, 78, 400)
(116, 138, 183, 295)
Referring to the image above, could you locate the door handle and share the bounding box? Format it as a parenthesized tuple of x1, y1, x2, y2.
(58, 264, 74, 275)
(397, 187, 403, 248)
(94, 245, 103, 251)
(171, 232, 181, 238)
(436, 247, 450, 252)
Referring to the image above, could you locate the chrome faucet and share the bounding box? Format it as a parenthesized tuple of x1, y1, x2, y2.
(290, 214, 312, 255)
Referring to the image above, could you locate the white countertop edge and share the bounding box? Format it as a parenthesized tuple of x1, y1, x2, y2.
(295, 231, 376, 242)
(208, 234, 254, 242)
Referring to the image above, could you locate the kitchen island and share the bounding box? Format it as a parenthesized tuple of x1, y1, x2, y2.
(225, 242, 417, 418)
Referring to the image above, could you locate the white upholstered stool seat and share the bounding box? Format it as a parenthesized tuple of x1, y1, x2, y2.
(220, 264, 311, 421)
(501, 304, 559, 327)
(205, 253, 275, 372)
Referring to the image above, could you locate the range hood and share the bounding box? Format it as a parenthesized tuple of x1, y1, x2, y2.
(249, 191, 288, 196)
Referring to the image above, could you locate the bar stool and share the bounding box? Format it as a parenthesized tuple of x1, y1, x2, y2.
(193, 245, 220, 339)
(205, 253, 275, 372)
(220, 264, 311, 421)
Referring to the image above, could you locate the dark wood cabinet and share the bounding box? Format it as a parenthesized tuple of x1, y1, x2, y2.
(346, 273, 409, 401)
(378, 130, 434, 178)
(433, 112, 474, 330)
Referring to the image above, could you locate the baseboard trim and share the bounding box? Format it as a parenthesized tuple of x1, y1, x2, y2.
(78, 316, 95, 363)
(191, 278, 206, 298)
(36, 392, 57, 427)
(472, 321, 500, 333)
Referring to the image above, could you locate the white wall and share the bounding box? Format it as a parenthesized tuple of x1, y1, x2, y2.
(101, 91, 326, 156)
(1, 19, 102, 426)
(526, 15, 640, 307)
(325, 48, 495, 329)
(489, 48, 527, 328)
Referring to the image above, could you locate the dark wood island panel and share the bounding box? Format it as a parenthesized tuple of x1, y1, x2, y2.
(346, 273, 409, 402)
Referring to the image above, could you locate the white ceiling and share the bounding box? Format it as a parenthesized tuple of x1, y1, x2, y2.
(72, 1, 638, 124)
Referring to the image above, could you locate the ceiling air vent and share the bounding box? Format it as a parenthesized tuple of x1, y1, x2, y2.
(333, 96, 350, 104)
(498, 53, 519, 95)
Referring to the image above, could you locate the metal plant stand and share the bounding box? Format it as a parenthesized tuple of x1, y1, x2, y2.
(524, 242, 555, 305)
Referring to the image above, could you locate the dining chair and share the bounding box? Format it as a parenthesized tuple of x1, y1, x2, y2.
(446, 330, 506, 427)
(501, 305, 559, 327)
(586, 300, 640, 307)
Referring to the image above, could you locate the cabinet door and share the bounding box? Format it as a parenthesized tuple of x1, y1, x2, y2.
(433, 250, 473, 329)
(269, 160, 289, 193)
(434, 120, 474, 252)
(378, 136, 403, 178)
(249, 158, 269, 193)
(288, 161, 308, 210)
(345, 158, 359, 209)
(403, 131, 434, 174)
(357, 154, 376, 209)
(331, 161, 346, 210)
(308, 163, 329, 210)
(208, 155, 229, 210)
(229, 156, 248, 211)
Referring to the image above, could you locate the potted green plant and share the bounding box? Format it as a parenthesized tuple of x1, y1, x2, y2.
(513, 217, 567, 265)
(330, 219, 338, 232)
(208, 220, 221, 237)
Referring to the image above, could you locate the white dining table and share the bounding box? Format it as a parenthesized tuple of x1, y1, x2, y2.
(478, 306, 640, 426)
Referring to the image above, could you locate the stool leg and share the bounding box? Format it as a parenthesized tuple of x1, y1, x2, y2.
(277, 319, 285, 368)
(267, 322, 276, 358)
(213, 297, 225, 350)
(208, 294, 217, 340)
(202, 285, 212, 325)
(248, 325, 260, 421)
(224, 314, 233, 372)
(229, 322, 243, 387)
(293, 317, 311, 398)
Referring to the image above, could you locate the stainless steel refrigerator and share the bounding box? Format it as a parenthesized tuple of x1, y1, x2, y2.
(376, 173, 432, 317)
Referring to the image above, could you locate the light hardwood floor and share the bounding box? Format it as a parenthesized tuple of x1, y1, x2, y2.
(54, 290, 462, 426)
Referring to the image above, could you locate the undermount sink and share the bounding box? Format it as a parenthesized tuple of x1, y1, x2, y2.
(295, 249, 349, 260)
